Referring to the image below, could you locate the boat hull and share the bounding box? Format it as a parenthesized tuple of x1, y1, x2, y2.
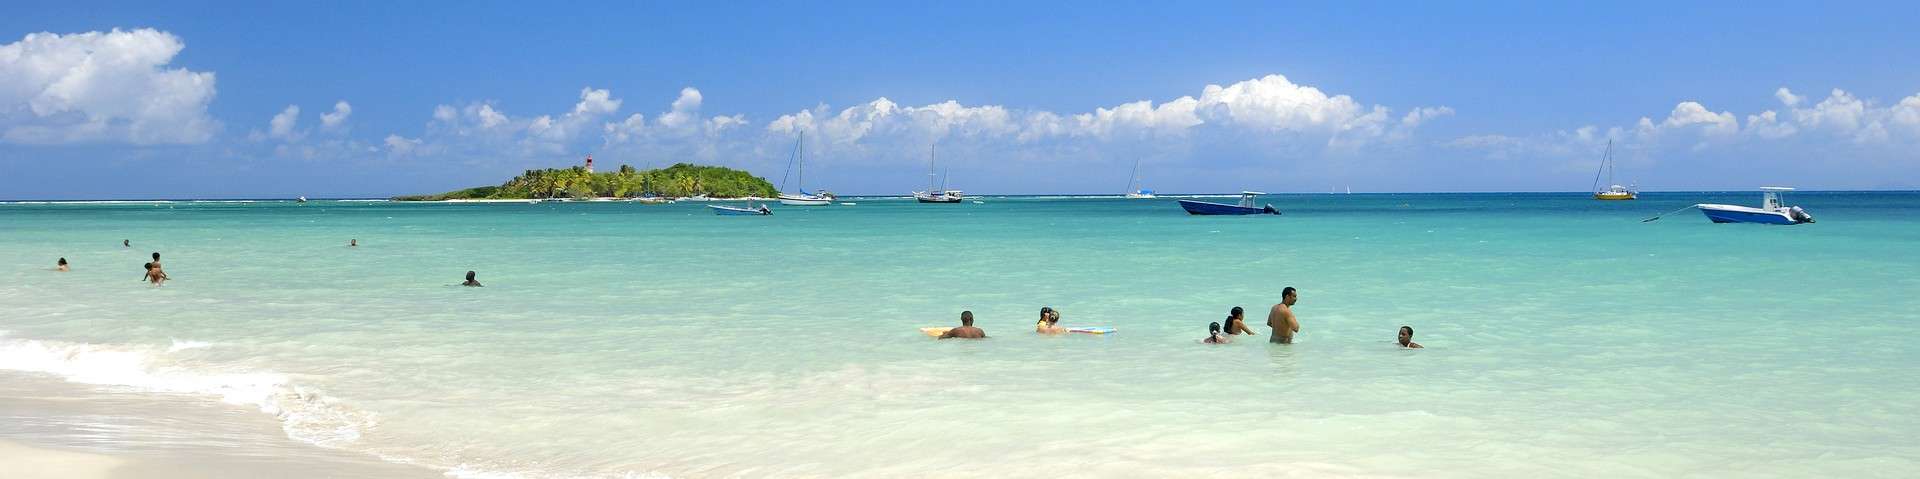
(1177, 200, 1280, 215)
(709, 205, 770, 216)
(1593, 192, 1636, 200)
(1696, 204, 1798, 225)
(777, 194, 831, 206)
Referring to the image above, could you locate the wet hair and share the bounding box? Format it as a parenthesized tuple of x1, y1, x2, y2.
(1282, 286, 1296, 298)
(465, 271, 477, 281)
(1229, 306, 1243, 320)
(144, 262, 154, 271)
(961, 310, 974, 326)
(1209, 321, 1221, 334)
(152, 252, 160, 261)
(1400, 325, 1413, 335)
(58, 258, 67, 265)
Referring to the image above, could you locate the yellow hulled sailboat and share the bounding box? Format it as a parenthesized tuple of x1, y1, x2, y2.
(1591, 140, 1636, 200)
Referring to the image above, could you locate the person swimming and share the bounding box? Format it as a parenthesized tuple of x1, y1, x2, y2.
(1267, 287, 1301, 344)
(123, 239, 130, 247)
(143, 262, 168, 285)
(56, 258, 69, 272)
(1398, 325, 1423, 349)
(1204, 321, 1230, 344)
(350, 239, 358, 247)
(462, 271, 483, 287)
(939, 311, 986, 339)
(1036, 307, 1066, 334)
(1224, 306, 1256, 335)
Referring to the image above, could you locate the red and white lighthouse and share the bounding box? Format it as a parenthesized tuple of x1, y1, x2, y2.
(584, 153, 594, 173)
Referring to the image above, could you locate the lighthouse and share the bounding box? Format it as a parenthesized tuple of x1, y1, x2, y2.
(584, 153, 594, 173)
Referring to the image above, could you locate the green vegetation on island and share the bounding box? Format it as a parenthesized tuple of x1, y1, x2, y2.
(394, 163, 777, 201)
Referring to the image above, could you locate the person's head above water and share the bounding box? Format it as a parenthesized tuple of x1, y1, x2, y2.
(122, 239, 129, 247)
(465, 271, 477, 281)
(58, 258, 67, 266)
(1210, 321, 1222, 334)
(1282, 286, 1298, 305)
(151, 252, 160, 262)
(144, 262, 153, 271)
(1229, 306, 1244, 320)
(961, 310, 974, 326)
(1398, 325, 1414, 346)
(1040, 306, 1053, 320)
(350, 239, 358, 246)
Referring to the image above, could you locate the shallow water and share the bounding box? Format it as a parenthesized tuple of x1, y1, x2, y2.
(3, 193, 1917, 478)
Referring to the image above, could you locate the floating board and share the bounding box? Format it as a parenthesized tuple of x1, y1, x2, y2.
(920, 327, 953, 337)
(1066, 327, 1115, 334)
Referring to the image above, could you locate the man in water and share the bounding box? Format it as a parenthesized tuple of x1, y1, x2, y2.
(1267, 287, 1300, 344)
(462, 271, 483, 287)
(350, 239, 358, 247)
(1398, 326, 1423, 349)
(123, 239, 130, 247)
(1204, 322, 1230, 344)
(150, 252, 162, 268)
(56, 258, 69, 272)
(939, 311, 986, 339)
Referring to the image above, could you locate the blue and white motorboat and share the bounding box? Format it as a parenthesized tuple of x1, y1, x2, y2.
(1696, 187, 1813, 225)
(710, 199, 772, 216)
(1177, 191, 1280, 215)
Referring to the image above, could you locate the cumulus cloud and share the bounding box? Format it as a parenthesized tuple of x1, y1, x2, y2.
(268, 105, 303, 141)
(0, 28, 219, 144)
(320, 101, 352, 132)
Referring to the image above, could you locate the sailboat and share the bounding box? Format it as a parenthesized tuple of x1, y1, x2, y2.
(1592, 140, 1637, 200)
(776, 133, 834, 206)
(1123, 158, 1154, 199)
(914, 144, 963, 203)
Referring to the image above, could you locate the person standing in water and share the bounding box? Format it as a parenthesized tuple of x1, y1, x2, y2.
(55, 258, 69, 272)
(939, 311, 986, 339)
(143, 262, 168, 285)
(1267, 287, 1300, 344)
(1397, 326, 1423, 349)
(1223, 306, 1256, 335)
(462, 271, 483, 287)
(1204, 322, 1230, 344)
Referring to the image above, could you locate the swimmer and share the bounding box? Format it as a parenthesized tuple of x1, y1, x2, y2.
(56, 258, 69, 272)
(1397, 326, 1423, 349)
(939, 311, 986, 339)
(123, 239, 130, 247)
(150, 252, 161, 268)
(1224, 306, 1256, 335)
(1036, 307, 1066, 334)
(349, 239, 358, 247)
(143, 262, 168, 285)
(1204, 321, 1230, 344)
(1266, 287, 1300, 344)
(462, 270, 483, 287)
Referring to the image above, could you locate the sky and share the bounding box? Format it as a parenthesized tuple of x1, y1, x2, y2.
(3, 1, 1918, 199)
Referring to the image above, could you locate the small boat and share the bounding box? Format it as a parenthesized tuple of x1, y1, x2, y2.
(1122, 158, 1155, 199)
(296, 196, 308, 203)
(776, 133, 835, 206)
(1178, 192, 1280, 215)
(1696, 187, 1814, 225)
(632, 196, 673, 204)
(913, 144, 964, 203)
(1591, 140, 1637, 200)
(710, 199, 772, 216)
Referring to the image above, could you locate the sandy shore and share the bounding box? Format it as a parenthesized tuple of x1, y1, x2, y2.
(0, 372, 438, 479)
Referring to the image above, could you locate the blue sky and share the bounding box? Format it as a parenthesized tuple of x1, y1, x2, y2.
(3, 1, 1917, 199)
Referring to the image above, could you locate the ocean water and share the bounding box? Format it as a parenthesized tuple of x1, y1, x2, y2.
(2, 192, 1917, 478)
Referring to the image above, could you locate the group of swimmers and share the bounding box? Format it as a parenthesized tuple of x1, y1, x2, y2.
(61, 238, 497, 288)
(940, 287, 1423, 348)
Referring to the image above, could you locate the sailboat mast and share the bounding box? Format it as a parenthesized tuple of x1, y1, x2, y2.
(1605, 139, 1614, 187)
(797, 132, 804, 192)
(1126, 157, 1140, 193)
(928, 144, 936, 192)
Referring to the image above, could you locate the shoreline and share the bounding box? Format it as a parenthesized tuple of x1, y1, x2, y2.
(0, 371, 440, 479)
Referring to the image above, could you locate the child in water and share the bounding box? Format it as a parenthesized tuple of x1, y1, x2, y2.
(1204, 322, 1230, 344)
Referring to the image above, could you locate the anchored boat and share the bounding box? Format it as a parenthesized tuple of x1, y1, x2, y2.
(1696, 187, 1813, 225)
(776, 133, 835, 206)
(1177, 192, 1281, 215)
(710, 198, 772, 216)
(913, 144, 964, 203)
(1122, 158, 1155, 199)
(1591, 140, 1637, 200)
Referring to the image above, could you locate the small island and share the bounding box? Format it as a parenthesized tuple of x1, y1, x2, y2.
(394, 159, 777, 201)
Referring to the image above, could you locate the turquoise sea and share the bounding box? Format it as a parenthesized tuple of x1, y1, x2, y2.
(2, 192, 1917, 478)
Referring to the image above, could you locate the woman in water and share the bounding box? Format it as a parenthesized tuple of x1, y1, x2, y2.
(1204, 322, 1230, 344)
(1223, 306, 1256, 335)
(55, 258, 69, 272)
(1035, 307, 1066, 334)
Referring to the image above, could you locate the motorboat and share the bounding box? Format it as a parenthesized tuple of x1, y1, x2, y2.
(1177, 192, 1281, 215)
(710, 198, 772, 216)
(1696, 187, 1813, 225)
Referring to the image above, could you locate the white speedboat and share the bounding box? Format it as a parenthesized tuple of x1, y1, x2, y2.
(1697, 187, 1814, 225)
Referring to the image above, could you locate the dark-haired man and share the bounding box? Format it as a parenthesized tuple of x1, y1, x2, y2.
(1267, 287, 1300, 344)
(940, 311, 986, 339)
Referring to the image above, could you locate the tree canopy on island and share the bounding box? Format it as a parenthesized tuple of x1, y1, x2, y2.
(394, 163, 777, 200)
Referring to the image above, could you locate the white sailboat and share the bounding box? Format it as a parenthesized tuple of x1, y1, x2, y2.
(776, 133, 834, 206)
(1123, 158, 1155, 199)
(914, 144, 963, 203)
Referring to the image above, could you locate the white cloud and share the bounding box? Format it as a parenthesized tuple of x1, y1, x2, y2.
(1655, 101, 1739, 136)
(320, 101, 352, 132)
(268, 105, 303, 141)
(0, 28, 219, 144)
(1744, 110, 1796, 139)
(1775, 87, 1804, 107)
